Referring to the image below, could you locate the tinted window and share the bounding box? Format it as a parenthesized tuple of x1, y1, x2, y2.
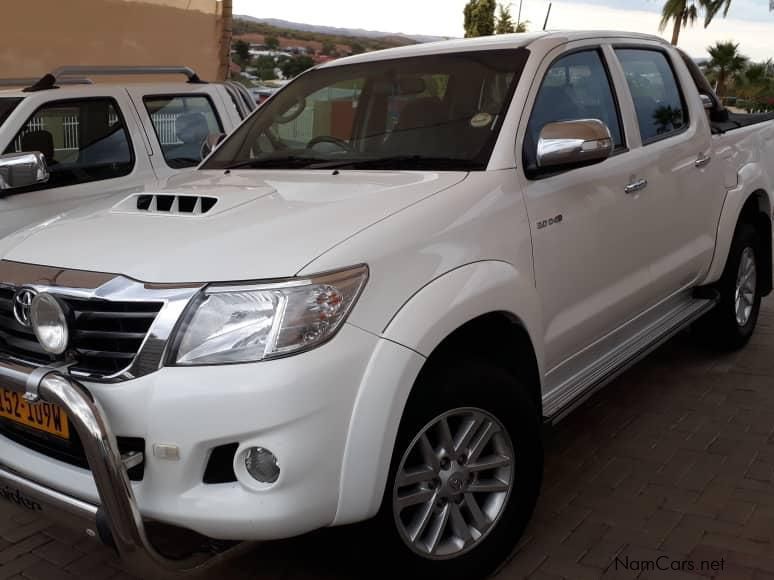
(525, 50, 623, 172)
(203, 49, 529, 171)
(5, 99, 133, 190)
(616, 49, 687, 143)
(0, 98, 22, 127)
(143, 95, 223, 169)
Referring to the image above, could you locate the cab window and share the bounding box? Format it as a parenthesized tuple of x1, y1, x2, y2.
(615, 49, 688, 143)
(143, 95, 223, 168)
(524, 49, 624, 174)
(5, 98, 133, 191)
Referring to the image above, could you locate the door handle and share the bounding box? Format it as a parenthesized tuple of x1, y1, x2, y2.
(695, 154, 712, 168)
(624, 178, 648, 195)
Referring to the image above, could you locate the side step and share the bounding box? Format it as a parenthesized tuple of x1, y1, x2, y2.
(544, 292, 719, 425)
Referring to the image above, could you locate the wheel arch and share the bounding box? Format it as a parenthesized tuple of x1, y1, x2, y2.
(704, 186, 773, 296)
(334, 261, 544, 525)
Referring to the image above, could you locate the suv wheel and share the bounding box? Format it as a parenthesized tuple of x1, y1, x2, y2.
(696, 222, 762, 350)
(373, 360, 542, 580)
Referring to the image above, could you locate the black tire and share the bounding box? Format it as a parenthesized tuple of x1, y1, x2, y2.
(368, 359, 543, 580)
(696, 222, 762, 351)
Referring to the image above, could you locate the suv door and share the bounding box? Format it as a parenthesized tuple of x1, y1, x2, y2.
(517, 45, 656, 392)
(612, 47, 724, 298)
(0, 89, 155, 238)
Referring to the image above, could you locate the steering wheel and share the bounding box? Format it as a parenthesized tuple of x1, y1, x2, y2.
(306, 135, 354, 152)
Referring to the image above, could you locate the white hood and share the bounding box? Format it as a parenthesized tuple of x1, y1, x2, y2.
(0, 169, 467, 283)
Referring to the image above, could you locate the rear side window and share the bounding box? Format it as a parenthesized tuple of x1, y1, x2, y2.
(5, 98, 133, 190)
(525, 49, 623, 172)
(615, 49, 688, 143)
(143, 95, 223, 169)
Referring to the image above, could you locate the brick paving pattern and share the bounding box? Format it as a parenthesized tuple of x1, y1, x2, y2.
(3, 300, 774, 579)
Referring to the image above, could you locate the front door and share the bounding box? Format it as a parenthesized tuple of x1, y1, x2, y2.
(517, 45, 655, 391)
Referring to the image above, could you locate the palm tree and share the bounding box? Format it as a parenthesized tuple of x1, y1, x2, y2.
(705, 41, 749, 99)
(659, 0, 707, 46)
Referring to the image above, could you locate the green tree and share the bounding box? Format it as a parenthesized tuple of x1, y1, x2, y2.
(349, 42, 365, 55)
(321, 40, 337, 56)
(233, 39, 251, 63)
(281, 55, 315, 79)
(464, 0, 496, 37)
(736, 60, 773, 111)
(264, 36, 280, 50)
(705, 41, 749, 98)
(516, 20, 529, 33)
(659, 0, 709, 46)
(495, 3, 515, 34)
(255, 55, 278, 81)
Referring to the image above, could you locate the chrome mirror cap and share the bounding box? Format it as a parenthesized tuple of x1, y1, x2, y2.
(536, 119, 614, 170)
(0, 152, 49, 191)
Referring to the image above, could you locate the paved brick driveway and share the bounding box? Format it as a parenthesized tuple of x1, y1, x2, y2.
(3, 300, 774, 579)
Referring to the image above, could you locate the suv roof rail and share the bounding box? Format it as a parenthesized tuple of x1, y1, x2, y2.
(23, 66, 205, 92)
(0, 77, 93, 88)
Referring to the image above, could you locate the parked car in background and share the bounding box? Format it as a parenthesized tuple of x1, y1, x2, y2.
(0, 66, 254, 238)
(0, 32, 773, 579)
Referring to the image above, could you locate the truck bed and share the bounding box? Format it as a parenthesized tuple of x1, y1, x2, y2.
(712, 111, 774, 134)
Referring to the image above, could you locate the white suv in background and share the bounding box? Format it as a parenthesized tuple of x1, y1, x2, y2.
(0, 66, 253, 238)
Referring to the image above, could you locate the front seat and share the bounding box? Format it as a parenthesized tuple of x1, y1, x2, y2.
(383, 97, 448, 156)
(167, 112, 210, 165)
(20, 130, 56, 166)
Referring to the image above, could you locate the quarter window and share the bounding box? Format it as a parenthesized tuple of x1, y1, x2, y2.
(143, 95, 223, 169)
(615, 49, 688, 143)
(5, 98, 133, 190)
(525, 50, 624, 172)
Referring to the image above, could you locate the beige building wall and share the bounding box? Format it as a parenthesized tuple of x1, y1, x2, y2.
(1, 0, 225, 81)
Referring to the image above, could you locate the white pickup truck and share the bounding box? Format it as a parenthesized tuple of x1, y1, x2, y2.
(0, 31, 772, 579)
(0, 66, 254, 238)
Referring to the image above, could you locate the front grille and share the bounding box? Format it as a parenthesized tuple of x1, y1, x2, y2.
(0, 286, 163, 377)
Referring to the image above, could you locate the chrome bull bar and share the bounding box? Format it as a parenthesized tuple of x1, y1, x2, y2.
(0, 358, 237, 578)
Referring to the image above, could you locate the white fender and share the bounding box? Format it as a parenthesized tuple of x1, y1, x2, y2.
(334, 260, 543, 524)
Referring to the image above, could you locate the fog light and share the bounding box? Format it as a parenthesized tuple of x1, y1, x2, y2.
(244, 447, 280, 484)
(30, 293, 70, 355)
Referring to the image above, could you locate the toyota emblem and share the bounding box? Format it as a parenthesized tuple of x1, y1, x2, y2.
(12, 288, 37, 328)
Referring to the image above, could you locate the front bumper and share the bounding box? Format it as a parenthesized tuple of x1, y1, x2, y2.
(0, 358, 222, 578)
(0, 323, 381, 577)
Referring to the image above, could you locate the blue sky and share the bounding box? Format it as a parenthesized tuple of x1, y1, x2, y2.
(238, 0, 774, 59)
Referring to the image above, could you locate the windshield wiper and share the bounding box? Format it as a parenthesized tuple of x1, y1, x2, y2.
(221, 155, 326, 170)
(307, 155, 479, 170)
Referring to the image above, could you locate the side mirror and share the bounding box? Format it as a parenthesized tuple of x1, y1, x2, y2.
(536, 119, 614, 170)
(200, 133, 227, 159)
(0, 152, 49, 191)
(700, 94, 714, 110)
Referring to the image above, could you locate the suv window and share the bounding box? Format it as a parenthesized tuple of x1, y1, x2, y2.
(5, 98, 133, 190)
(615, 49, 688, 143)
(525, 49, 623, 172)
(0, 98, 22, 128)
(143, 95, 223, 169)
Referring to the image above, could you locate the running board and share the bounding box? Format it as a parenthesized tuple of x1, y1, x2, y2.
(544, 293, 718, 425)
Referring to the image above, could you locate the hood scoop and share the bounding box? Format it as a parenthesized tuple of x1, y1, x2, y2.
(115, 194, 219, 216)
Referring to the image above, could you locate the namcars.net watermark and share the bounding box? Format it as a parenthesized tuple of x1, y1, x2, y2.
(615, 555, 725, 573)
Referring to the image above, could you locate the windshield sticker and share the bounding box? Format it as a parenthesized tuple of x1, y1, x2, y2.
(470, 112, 493, 128)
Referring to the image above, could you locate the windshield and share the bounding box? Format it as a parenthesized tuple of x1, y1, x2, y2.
(203, 49, 529, 172)
(0, 98, 22, 128)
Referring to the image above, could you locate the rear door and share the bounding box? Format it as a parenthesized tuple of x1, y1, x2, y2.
(127, 87, 228, 180)
(611, 45, 725, 298)
(0, 88, 156, 238)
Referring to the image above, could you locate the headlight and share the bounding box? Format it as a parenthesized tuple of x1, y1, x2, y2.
(170, 265, 368, 365)
(30, 293, 70, 355)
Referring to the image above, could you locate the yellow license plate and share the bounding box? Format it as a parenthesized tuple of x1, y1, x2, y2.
(0, 388, 69, 439)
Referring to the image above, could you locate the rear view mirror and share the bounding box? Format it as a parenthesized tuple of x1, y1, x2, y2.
(0, 152, 49, 191)
(537, 119, 613, 170)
